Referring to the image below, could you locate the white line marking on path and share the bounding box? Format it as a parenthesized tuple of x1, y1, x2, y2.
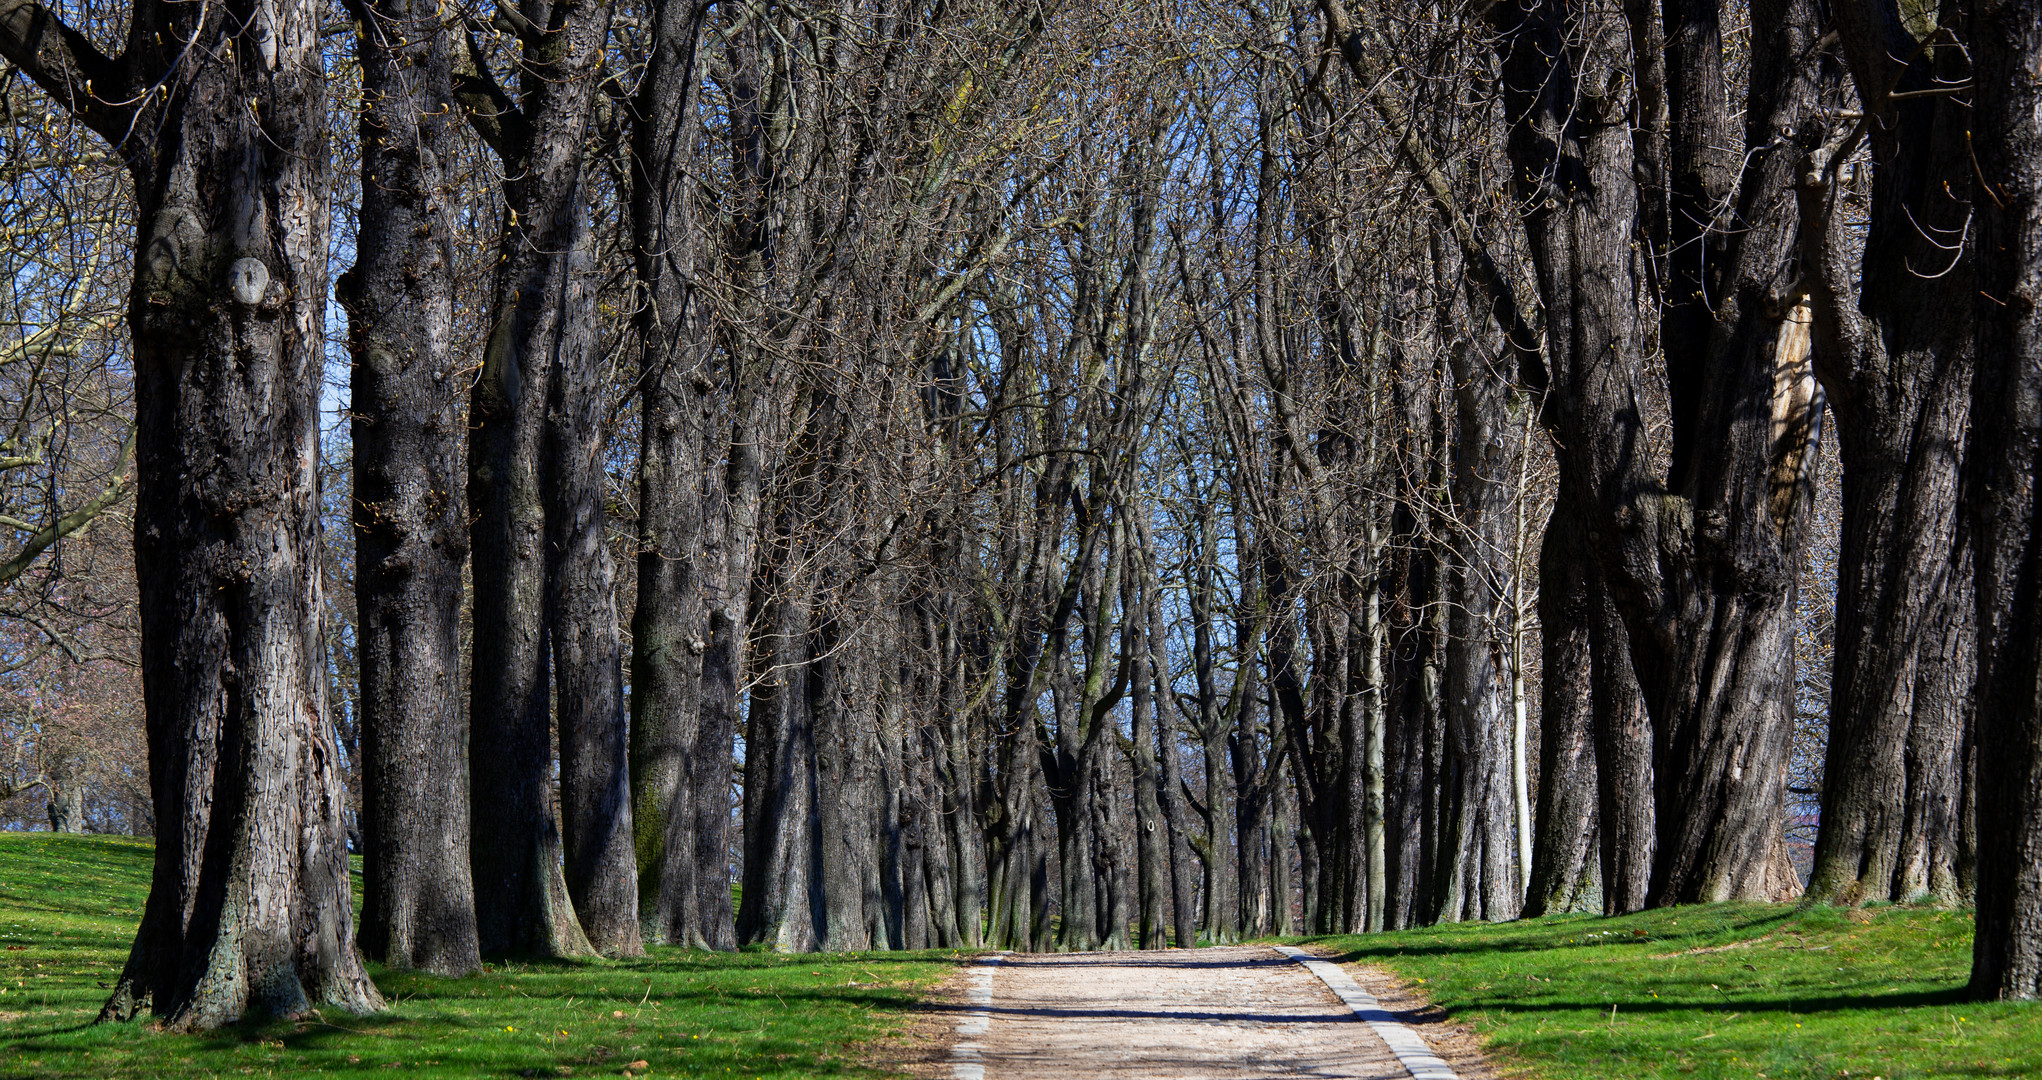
(952, 951, 1009, 1080)
(1274, 945, 1460, 1080)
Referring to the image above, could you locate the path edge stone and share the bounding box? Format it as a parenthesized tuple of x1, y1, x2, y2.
(1273, 944, 1460, 1080)
(950, 951, 1009, 1080)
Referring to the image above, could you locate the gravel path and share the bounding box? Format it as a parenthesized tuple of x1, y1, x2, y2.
(945, 946, 1449, 1079)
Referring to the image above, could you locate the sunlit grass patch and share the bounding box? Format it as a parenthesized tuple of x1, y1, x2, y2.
(1287, 902, 2038, 1080)
(0, 833, 962, 1078)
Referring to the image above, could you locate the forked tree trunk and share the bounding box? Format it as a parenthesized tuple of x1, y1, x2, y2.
(1491, 0, 1819, 908)
(0, 0, 388, 1026)
(342, 0, 479, 976)
(1966, 0, 2042, 1002)
(463, 0, 615, 959)
(627, 0, 736, 952)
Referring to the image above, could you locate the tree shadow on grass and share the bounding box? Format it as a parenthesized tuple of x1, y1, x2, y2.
(1443, 985, 1970, 1017)
(1296, 910, 1804, 961)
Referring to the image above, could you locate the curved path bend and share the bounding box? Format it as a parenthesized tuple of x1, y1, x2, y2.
(944, 945, 1463, 1080)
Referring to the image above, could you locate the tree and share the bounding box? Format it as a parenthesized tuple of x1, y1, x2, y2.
(1965, 0, 2042, 1003)
(0, 0, 383, 1026)
(1476, 0, 1822, 906)
(341, 0, 482, 975)
(459, 0, 636, 958)
(1803, 0, 1976, 909)
(625, 0, 734, 953)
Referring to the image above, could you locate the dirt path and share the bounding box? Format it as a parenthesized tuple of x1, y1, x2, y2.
(936, 946, 1470, 1080)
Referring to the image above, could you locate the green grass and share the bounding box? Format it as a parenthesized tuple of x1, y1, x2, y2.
(0, 833, 962, 1079)
(10, 834, 2039, 1079)
(1291, 902, 2041, 1079)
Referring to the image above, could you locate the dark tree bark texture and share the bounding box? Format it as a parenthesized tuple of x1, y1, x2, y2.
(461, 0, 616, 959)
(1804, 0, 1977, 909)
(342, 0, 480, 977)
(627, 0, 736, 952)
(0, 0, 385, 1026)
(1524, 514, 1600, 917)
(1966, 0, 2042, 1003)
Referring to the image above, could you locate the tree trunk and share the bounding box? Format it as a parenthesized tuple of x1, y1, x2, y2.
(1360, 573, 1389, 932)
(46, 755, 85, 833)
(1136, 518, 1201, 946)
(1490, 0, 1821, 908)
(1965, 0, 2042, 1002)
(1524, 512, 1600, 917)
(1593, 584, 1654, 913)
(464, 0, 614, 960)
(1188, 502, 1238, 943)
(1632, 0, 1825, 906)
(1803, 0, 1976, 909)
(736, 544, 818, 952)
(25, 0, 388, 1024)
(1433, 306, 1525, 924)
(1128, 584, 1170, 948)
(546, 237, 642, 957)
(627, 0, 740, 951)
(342, 0, 479, 976)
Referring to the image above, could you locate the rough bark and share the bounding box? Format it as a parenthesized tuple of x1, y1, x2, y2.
(1432, 294, 1525, 925)
(463, 0, 614, 959)
(1592, 578, 1654, 912)
(1492, 0, 1822, 907)
(1127, 577, 1170, 948)
(0, 0, 389, 1025)
(1966, 0, 2042, 1002)
(1804, 0, 1976, 908)
(342, 0, 479, 976)
(546, 235, 642, 957)
(736, 542, 818, 952)
(1524, 512, 1600, 917)
(1136, 517, 1201, 946)
(626, 0, 739, 952)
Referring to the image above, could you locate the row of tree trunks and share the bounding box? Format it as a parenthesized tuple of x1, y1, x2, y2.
(30, 0, 2042, 1029)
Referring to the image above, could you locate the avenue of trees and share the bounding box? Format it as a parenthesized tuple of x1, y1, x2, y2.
(0, 0, 2038, 1027)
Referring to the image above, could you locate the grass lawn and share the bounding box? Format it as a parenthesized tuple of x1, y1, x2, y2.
(1292, 902, 2040, 1079)
(6, 833, 2039, 1079)
(0, 833, 963, 1079)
